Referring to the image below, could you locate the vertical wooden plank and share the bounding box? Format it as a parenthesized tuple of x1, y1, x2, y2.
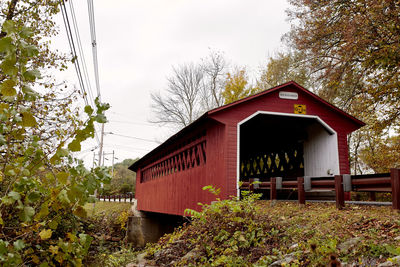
(391, 168, 400, 210)
(297, 177, 305, 205)
(335, 175, 345, 209)
(270, 177, 277, 200)
(368, 192, 376, 201)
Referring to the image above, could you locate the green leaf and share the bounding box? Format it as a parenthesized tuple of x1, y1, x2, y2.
(27, 191, 40, 203)
(1, 57, 18, 76)
(57, 189, 70, 204)
(23, 44, 39, 57)
(35, 203, 49, 220)
(19, 206, 35, 222)
(386, 245, 400, 256)
(48, 219, 58, 230)
(56, 148, 69, 157)
(0, 37, 13, 54)
(1, 196, 14, 205)
(22, 85, 39, 98)
(0, 79, 17, 96)
(19, 27, 34, 38)
(68, 139, 81, 152)
(2, 20, 15, 34)
(39, 229, 52, 240)
(79, 233, 93, 250)
(8, 191, 21, 201)
(0, 240, 9, 255)
(23, 69, 41, 81)
(84, 105, 94, 115)
(21, 112, 37, 127)
(13, 240, 25, 251)
(56, 172, 69, 185)
(0, 135, 5, 146)
(94, 114, 107, 123)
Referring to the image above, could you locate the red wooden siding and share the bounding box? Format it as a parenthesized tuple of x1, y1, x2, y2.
(136, 121, 227, 216)
(131, 82, 364, 216)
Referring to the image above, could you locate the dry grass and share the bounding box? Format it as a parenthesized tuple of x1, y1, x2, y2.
(84, 201, 132, 217)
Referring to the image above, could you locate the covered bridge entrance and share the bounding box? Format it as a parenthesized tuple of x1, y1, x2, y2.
(239, 112, 339, 186)
(129, 81, 365, 216)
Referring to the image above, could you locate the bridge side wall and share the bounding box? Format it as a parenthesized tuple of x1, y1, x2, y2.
(135, 121, 227, 216)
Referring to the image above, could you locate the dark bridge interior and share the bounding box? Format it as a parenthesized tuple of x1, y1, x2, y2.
(239, 114, 317, 181)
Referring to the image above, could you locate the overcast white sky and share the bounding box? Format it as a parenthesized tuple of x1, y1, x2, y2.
(54, 0, 291, 167)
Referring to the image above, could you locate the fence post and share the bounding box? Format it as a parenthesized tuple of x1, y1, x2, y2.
(335, 175, 345, 209)
(368, 192, 376, 201)
(249, 178, 254, 192)
(391, 168, 400, 210)
(130, 194, 133, 203)
(297, 177, 305, 205)
(270, 177, 277, 200)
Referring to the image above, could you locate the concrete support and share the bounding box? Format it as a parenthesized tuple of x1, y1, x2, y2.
(126, 200, 184, 247)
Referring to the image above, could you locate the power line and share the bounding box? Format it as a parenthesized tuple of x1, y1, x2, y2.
(68, 0, 101, 145)
(60, 0, 88, 106)
(107, 132, 159, 143)
(87, 0, 101, 100)
(68, 0, 96, 107)
(59, 0, 100, 145)
(104, 144, 152, 152)
(108, 120, 158, 127)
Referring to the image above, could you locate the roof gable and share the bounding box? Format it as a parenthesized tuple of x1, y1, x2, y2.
(207, 81, 365, 127)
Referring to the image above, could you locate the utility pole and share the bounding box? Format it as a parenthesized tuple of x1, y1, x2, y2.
(94, 124, 104, 209)
(111, 150, 115, 177)
(98, 123, 104, 166)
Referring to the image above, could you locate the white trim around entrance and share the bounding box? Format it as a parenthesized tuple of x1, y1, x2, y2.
(236, 111, 339, 197)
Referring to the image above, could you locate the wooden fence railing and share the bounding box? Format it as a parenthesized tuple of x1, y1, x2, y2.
(98, 194, 134, 203)
(240, 168, 400, 210)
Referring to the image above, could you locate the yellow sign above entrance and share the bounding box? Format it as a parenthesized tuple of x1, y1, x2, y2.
(294, 104, 306, 114)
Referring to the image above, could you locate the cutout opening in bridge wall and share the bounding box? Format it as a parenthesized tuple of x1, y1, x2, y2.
(140, 134, 206, 183)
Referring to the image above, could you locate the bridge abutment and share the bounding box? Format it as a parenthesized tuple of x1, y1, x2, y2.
(127, 201, 184, 247)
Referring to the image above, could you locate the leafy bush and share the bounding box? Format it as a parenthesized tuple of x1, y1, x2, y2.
(0, 21, 110, 265)
(142, 186, 400, 266)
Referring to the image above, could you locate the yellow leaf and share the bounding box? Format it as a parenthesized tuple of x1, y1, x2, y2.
(39, 229, 52, 240)
(21, 112, 37, 127)
(32, 255, 40, 264)
(0, 103, 9, 110)
(49, 245, 58, 255)
(56, 172, 69, 184)
(73, 206, 87, 218)
(0, 79, 17, 96)
(0, 171, 3, 182)
(67, 232, 76, 241)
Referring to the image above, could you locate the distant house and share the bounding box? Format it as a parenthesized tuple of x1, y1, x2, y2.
(129, 81, 364, 216)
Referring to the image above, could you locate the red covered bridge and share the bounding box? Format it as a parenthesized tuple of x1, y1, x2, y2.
(129, 81, 365, 216)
